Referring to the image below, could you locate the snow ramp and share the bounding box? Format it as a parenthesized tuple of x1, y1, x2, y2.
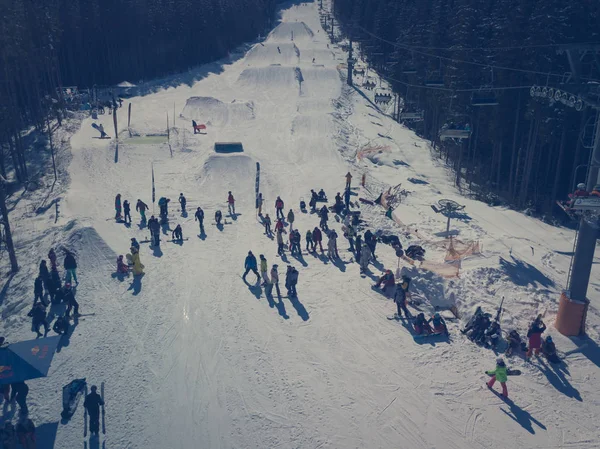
(181, 97, 255, 127)
(299, 67, 341, 98)
(197, 154, 257, 203)
(245, 43, 299, 65)
(268, 21, 314, 42)
(237, 66, 301, 90)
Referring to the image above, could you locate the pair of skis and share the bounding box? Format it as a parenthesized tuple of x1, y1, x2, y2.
(84, 382, 105, 438)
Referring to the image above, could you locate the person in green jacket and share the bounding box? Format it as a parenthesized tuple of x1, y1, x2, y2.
(486, 357, 509, 397)
(259, 254, 269, 285)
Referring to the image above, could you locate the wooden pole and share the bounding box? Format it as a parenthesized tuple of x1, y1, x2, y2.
(113, 106, 118, 141)
(46, 114, 57, 182)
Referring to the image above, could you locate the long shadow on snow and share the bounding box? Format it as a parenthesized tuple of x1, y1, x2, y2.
(499, 256, 554, 288)
(128, 273, 144, 295)
(288, 295, 309, 321)
(243, 279, 262, 299)
(152, 245, 163, 257)
(564, 335, 600, 370)
(0, 273, 16, 307)
(265, 289, 289, 319)
(292, 252, 308, 267)
(56, 319, 79, 353)
(535, 358, 582, 401)
(496, 394, 547, 434)
(331, 257, 346, 272)
(35, 421, 59, 449)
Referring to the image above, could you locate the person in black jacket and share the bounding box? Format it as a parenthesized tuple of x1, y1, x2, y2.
(63, 283, 79, 318)
(84, 385, 104, 436)
(53, 315, 69, 335)
(39, 260, 51, 295)
(123, 200, 131, 224)
(63, 251, 78, 285)
(10, 381, 29, 415)
(148, 216, 161, 246)
(49, 268, 62, 303)
(34, 276, 44, 305)
(27, 303, 49, 337)
(195, 207, 205, 234)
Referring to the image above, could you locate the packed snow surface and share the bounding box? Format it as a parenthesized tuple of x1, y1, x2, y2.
(2, 1, 599, 449)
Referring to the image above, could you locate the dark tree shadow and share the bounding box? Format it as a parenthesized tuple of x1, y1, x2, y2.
(535, 358, 582, 401)
(35, 421, 59, 449)
(499, 256, 555, 288)
(288, 295, 309, 321)
(128, 273, 144, 295)
(0, 273, 16, 307)
(565, 335, 600, 370)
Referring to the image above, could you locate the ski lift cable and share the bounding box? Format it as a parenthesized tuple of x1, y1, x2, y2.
(356, 26, 599, 81)
(382, 74, 532, 93)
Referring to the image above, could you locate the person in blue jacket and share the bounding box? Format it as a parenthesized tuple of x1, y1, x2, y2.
(242, 251, 260, 283)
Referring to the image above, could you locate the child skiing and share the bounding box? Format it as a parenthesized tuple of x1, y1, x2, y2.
(116, 255, 129, 275)
(486, 358, 509, 398)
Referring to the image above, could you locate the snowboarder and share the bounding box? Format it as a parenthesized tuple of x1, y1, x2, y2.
(486, 358, 509, 398)
(10, 381, 29, 415)
(53, 315, 69, 335)
(84, 385, 104, 436)
(172, 224, 183, 242)
(128, 247, 145, 275)
(312, 227, 323, 253)
(136, 199, 149, 222)
(48, 247, 57, 271)
(263, 213, 272, 236)
(158, 197, 171, 221)
(257, 192, 264, 215)
(215, 210, 223, 226)
(428, 312, 448, 335)
(148, 215, 161, 245)
(345, 172, 352, 189)
(49, 268, 61, 303)
(123, 200, 131, 224)
(27, 302, 49, 337)
(116, 255, 129, 275)
(64, 250, 78, 285)
(34, 276, 44, 305)
(285, 265, 299, 297)
(259, 255, 269, 285)
(63, 283, 80, 318)
(413, 313, 434, 335)
(541, 335, 560, 363)
(287, 209, 295, 231)
(306, 229, 314, 251)
(243, 251, 260, 283)
(228, 191, 236, 216)
(179, 193, 187, 213)
(270, 264, 281, 298)
(275, 196, 285, 220)
(276, 228, 285, 256)
(365, 230, 377, 259)
(359, 243, 371, 273)
(526, 314, 546, 358)
(195, 207, 205, 233)
(115, 194, 122, 220)
(16, 417, 36, 449)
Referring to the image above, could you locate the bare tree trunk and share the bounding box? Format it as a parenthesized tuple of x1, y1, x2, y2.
(508, 92, 521, 198)
(0, 176, 18, 272)
(550, 125, 567, 216)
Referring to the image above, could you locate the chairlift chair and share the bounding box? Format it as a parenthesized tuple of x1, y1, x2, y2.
(471, 90, 499, 106)
(399, 110, 424, 121)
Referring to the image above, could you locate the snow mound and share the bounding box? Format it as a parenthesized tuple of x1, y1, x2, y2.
(299, 67, 341, 97)
(237, 66, 300, 90)
(291, 115, 334, 136)
(245, 43, 299, 64)
(299, 49, 335, 63)
(198, 154, 257, 203)
(268, 21, 314, 42)
(181, 97, 255, 127)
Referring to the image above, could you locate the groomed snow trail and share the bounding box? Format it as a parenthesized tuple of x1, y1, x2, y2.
(5, 2, 599, 449)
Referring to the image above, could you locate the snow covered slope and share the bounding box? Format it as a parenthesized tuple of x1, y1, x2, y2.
(2, 1, 599, 449)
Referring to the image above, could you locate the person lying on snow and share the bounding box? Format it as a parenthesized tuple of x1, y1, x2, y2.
(413, 313, 434, 335)
(481, 320, 501, 348)
(374, 270, 395, 295)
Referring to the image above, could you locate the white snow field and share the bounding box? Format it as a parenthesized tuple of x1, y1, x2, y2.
(2, 2, 600, 448)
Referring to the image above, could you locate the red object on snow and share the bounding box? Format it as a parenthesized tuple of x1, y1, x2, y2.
(194, 123, 207, 132)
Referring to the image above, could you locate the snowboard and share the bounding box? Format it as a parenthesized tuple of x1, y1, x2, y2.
(167, 238, 189, 242)
(486, 369, 521, 376)
(91, 123, 109, 138)
(413, 331, 447, 340)
(101, 381, 105, 434)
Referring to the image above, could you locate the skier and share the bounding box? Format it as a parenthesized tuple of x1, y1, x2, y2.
(526, 314, 546, 358)
(136, 199, 149, 222)
(359, 243, 372, 273)
(10, 381, 29, 415)
(128, 247, 145, 275)
(345, 172, 352, 189)
(63, 283, 80, 318)
(39, 260, 51, 295)
(228, 191, 236, 215)
(172, 224, 183, 242)
(486, 358, 509, 398)
(428, 312, 448, 335)
(64, 251, 78, 285)
(263, 214, 272, 236)
(319, 205, 329, 229)
(276, 228, 285, 256)
(34, 276, 44, 305)
(287, 209, 295, 231)
(312, 227, 323, 253)
(270, 264, 281, 298)
(115, 194, 122, 220)
(257, 192, 264, 215)
(541, 335, 560, 363)
(27, 302, 49, 337)
(179, 193, 187, 213)
(285, 265, 299, 297)
(330, 229, 340, 259)
(306, 229, 314, 251)
(53, 315, 69, 335)
(192, 119, 198, 134)
(277, 46, 281, 53)
(195, 207, 205, 234)
(16, 418, 36, 449)
(259, 255, 269, 285)
(48, 247, 57, 271)
(242, 251, 260, 283)
(413, 313, 434, 335)
(275, 196, 285, 220)
(84, 385, 104, 437)
(392, 278, 411, 319)
(215, 210, 223, 226)
(116, 255, 129, 275)
(130, 237, 140, 251)
(148, 216, 161, 246)
(123, 200, 131, 224)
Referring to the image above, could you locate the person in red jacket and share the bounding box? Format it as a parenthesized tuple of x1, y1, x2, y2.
(227, 191, 235, 215)
(275, 196, 284, 220)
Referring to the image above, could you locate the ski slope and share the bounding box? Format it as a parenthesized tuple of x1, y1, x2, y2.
(2, 1, 600, 448)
